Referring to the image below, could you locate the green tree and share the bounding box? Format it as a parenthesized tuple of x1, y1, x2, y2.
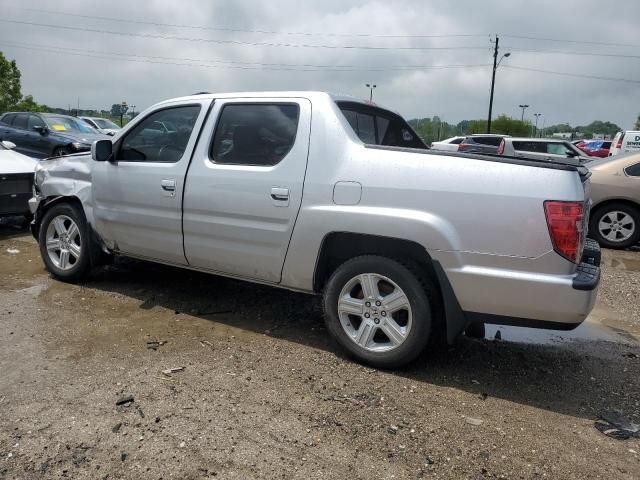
(13, 94, 48, 112)
(635, 115, 640, 130)
(491, 115, 532, 136)
(0, 51, 22, 113)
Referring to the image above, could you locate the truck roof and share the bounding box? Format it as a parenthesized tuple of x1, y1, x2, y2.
(156, 91, 395, 113)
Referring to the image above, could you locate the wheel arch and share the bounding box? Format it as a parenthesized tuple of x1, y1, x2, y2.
(591, 197, 640, 215)
(312, 232, 467, 344)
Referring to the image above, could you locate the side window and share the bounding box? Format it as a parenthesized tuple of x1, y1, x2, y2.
(513, 141, 543, 152)
(13, 114, 28, 130)
(27, 115, 45, 130)
(546, 143, 569, 155)
(625, 162, 640, 177)
(356, 112, 376, 144)
(451, 137, 464, 145)
(0, 113, 16, 126)
(210, 103, 300, 166)
(118, 105, 201, 162)
(474, 137, 502, 146)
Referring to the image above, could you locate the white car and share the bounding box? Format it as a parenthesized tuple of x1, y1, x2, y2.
(0, 140, 38, 219)
(79, 117, 121, 136)
(430, 136, 465, 151)
(609, 130, 640, 156)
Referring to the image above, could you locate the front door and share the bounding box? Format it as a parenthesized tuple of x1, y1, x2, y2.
(183, 98, 311, 283)
(92, 101, 210, 264)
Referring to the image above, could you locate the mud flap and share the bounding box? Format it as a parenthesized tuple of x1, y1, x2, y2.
(432, 260, 467, 344)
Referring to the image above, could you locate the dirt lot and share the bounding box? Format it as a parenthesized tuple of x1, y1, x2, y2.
(1, 222, 639, 479)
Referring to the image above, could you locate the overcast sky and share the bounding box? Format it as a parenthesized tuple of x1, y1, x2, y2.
(1, 0, 639, 128)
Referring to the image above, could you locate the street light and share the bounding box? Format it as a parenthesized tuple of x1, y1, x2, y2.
(533, 113, 542, 137)
(365, 83, 377, 102)
(487, 35, 510, 133)
(519, 104, 529, 122)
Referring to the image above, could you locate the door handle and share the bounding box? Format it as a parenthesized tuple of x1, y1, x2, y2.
(270, 187, 289, 206)
(161, 179, 176, 191)
(161, 179, 176, 197)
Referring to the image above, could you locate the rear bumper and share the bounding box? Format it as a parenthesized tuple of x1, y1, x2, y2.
(436, 244, 601, 336)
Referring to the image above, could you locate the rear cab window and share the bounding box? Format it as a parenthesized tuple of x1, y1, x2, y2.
(337, 101, 426, 149)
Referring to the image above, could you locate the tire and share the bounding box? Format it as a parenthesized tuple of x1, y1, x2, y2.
(53, 146, 71, 157)
(323, 255, 438, 368)
(589, 203, 640, 249)
(38, 203, 92, 282)
(465, 322, 486, 339)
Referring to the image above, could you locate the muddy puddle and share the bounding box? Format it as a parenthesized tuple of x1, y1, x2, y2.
(603, 256, 640, 272)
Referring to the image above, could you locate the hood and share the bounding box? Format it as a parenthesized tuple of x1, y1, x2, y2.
(0, 148, 39, 174)
(51, 130, 111, 144)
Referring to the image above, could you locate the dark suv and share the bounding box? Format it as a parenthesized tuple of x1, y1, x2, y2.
(457, 134, 509, 154)
(0, 112, 109, 158)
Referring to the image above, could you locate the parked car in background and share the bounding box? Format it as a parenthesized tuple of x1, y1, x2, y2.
(79, 117, 121, 136)
(29, 91, 599, 368)
(588, 153, 640, 249)
(0, 140, 37, 220)
(609, 131, 640, 156)
(577, 140, 611, 158)
(0, 112, 110, 158)
(457, 134, 509, 154)
(498, 138, 589, 164)
(430, 136, 465, 151)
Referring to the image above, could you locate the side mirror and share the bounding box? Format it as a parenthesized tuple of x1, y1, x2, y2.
(1, 140, 16, 150)
(566, 150, 579, 158)
(92, 139, 113, 162)
(33, 125, 47, 135)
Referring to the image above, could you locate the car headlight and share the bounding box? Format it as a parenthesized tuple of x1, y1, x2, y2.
(71, 142, 90, 150)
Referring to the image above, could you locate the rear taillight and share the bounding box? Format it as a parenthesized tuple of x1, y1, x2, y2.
(458, 143, 467, 151)
(616, 133, 625, 149)
(431, 143, 435, 148)
(544, 201, 585, 263)
(497, 139, 505, 155)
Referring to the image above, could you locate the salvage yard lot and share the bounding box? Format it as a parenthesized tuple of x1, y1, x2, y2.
(1, 225, 639, 479)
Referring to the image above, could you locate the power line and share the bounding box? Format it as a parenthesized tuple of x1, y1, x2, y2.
(503, 34, 640, 49)
(0, 19, 489, 51)
(507, 47, 640, 60)
(503, 65, 640, 84)
(0, 41, 491, 72)
(0, 40, 490, 71)
(14, 7, 488, 40)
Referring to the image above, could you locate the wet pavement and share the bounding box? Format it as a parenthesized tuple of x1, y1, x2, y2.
(1, 221, 639, 479)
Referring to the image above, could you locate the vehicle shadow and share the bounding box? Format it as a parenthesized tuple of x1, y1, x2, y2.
(85, 256, 639, 422)
(0, 217, 31, 240)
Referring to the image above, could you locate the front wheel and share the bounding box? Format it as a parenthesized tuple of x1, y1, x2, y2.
(38, 203, 92, 282)
(323, 255, 438, 368)
(589, 203, 640, 249)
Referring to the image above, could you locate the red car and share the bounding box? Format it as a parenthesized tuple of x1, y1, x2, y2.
(578, 140, 612, 158)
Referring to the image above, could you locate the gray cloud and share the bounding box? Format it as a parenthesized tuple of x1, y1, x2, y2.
(1, 0, 639, 128)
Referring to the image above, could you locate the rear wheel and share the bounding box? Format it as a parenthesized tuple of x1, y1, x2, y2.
(323, 255, 437, 368)
(590, 203, 640, 249)
(38, 203, 92, 282)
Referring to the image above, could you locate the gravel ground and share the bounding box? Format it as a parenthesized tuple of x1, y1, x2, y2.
(1, 223, 639, 479)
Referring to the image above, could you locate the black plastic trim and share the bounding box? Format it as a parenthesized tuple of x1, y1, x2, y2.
(572, 263, 600, 291)
(465, 312, 582, 331)
(582, 238, 602, 266)
(364, 143, 584, 173)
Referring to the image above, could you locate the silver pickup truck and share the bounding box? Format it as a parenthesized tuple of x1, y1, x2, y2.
(29, 92, 601, 368)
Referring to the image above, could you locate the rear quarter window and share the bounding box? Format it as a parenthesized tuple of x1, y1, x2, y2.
(625, 162, 640, 177)
(473, 136, 502, 146)
(0, 113, 16, 125)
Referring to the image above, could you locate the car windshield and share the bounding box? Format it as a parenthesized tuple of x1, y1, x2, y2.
(93, 118, 120, 129)
(45, 116, 97, 133)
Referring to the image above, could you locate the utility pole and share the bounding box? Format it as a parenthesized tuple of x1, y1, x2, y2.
(519, 104, 529, 122)
(487, 37, 510, 134)
(365, 83, 376, 102)
(533, 113, 541, 137)
(487, 36, 499, 134)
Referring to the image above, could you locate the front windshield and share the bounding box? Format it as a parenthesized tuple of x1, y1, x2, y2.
(45, 116, 97, 134)
(93, 118, 120, 129)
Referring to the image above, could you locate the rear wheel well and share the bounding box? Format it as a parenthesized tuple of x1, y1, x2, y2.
(313, 232, 438, 293)
(591, 199, 640, 216)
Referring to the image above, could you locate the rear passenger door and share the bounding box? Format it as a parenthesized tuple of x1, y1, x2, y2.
(182, 98, 311, 283)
